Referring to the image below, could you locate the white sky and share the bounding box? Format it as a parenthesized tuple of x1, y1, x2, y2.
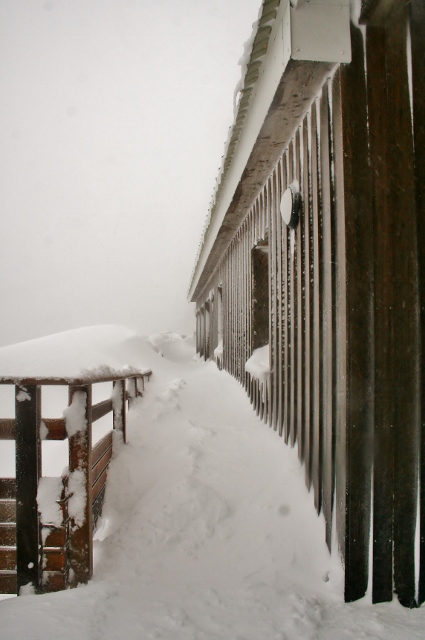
(0, 0, 260, 347)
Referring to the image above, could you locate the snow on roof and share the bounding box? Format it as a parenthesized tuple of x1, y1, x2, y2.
(188, 0, 279, 296)
(0, 325, 152, 383)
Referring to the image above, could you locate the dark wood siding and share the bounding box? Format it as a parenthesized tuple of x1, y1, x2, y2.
(195, 6, 424, 606)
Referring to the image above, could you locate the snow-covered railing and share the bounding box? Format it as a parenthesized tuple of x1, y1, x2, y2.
(0, 369, 152, 596)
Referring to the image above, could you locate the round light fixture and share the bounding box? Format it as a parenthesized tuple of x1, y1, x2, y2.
(280, 182, 301, 229)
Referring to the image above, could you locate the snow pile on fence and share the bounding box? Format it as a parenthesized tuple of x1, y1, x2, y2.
(0, 325, 151, 380)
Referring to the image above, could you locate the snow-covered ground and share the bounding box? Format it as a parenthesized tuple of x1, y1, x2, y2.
(1, 327, 424, 638)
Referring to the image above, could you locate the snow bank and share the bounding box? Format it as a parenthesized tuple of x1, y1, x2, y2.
(0, 325, 151, 380)
(245, 344, 270, 385)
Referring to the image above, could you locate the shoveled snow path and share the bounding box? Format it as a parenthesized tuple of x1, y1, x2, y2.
(1, 338, 425, 638)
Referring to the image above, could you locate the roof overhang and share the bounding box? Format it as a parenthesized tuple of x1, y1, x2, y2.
(188, 0, 351, 302)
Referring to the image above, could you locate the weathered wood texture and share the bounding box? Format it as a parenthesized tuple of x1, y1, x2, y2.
(194, 7, 424, 607)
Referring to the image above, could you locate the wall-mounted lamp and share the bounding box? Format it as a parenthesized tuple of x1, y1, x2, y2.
(280, 182, 301, 229)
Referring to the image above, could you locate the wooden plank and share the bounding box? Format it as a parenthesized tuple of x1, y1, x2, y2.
(92, 398, 113, 423)
(288, 140, 297, 446)
(271, 172, 278, 431)
(0, 419, 15, 440)
(0, 524, 15, 546)
(301, 116, 312, 467)
(92, 485, 106, 527)
(0, 501, 15, 523)
(15, 384, 42, 594)
(0, 548, 16, 570)
(335, 25, 374, 603)
(0, 479, 15, 500)
(42, 419, 67, 440)
(410, 0, 425, 607)
(366, 24, 394, 605)
(360, 0, 400, 25)
(0, 418, 66, 440)
(41, 572, 67, 593)
(319, 83, 333, 539)
(67, 384, 93, 586)
(43, 549, 66, 572)
(385, 8, 420, 609)
(92, 431, 113, 467)
(42, 526, 67, 548)
(307, 99, 319, 494)
(280, 155, 289, 439)
(276, 160, 284, 436)
(91, 447, 112, 486)
(295, 128, 303, 450)
(92, 467, 108, 503)
(0, 572, 16, 594)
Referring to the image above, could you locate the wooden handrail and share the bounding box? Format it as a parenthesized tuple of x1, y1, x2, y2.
(0, 369, 152, 596)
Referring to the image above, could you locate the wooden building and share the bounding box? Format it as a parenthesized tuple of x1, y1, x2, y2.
(188, 0, 425, 607)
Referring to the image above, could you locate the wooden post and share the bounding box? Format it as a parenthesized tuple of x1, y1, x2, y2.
(67, 384, 92, 586)
(113, 379, 126, 443)
(15, 384, 42, 594)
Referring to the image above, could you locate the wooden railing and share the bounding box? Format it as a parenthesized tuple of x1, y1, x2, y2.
(0, 369, 151, 595)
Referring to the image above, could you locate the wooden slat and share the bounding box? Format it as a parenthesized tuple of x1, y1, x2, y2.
(42, 527, 67, 548)
(0, 524, 15, 546)
(410, 0, 425, 607)
(92, 398, 113, 423)
(92, 431, 113, 467)
(15, 384, 42, 594)
(0, 479, 15, 500)
(270, 173, 278, 431)
(366, 23, 394, 605)
(0, 418, 66, 440)
(0, 572, 16, 594)
(92, 447, 112, 485)
(42, 571, 67, 593)
(42, 419, 67, 440)
(43, 549, 66, 572)
(0, 547, 16, 571)
(307, 99, 319, 494)
(335, 25, 374, 603)
(280, 155, 288, 439)
(92, 485, 106, 527)
(288, 140, 297, 446)
(92, 467, 108, 503)
(295, 129, 303, 449)
(319, 83, 333, 540)
(0, 501, 15, 523)
(0, 419, 15, 440)
(275, 161, 283, 435)
(386, 9, 420, 609)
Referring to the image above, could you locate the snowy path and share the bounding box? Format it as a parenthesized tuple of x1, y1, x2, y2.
(1, 333, 425, 639)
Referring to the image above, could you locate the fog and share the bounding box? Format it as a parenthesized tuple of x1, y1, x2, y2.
(0, 0, 260, 347)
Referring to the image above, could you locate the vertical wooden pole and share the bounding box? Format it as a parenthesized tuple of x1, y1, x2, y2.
(67, 384, 92, 586)
(113, 379, 126, 443)
(410, 0, 425, 607)
(334, 24, 374, 603)
(15, 384, 42, 594)
(319, 82, 335, 547)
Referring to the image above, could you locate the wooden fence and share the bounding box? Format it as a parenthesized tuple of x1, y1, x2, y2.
(195, 4, 425, 608)
(0, 369, 151, 595)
